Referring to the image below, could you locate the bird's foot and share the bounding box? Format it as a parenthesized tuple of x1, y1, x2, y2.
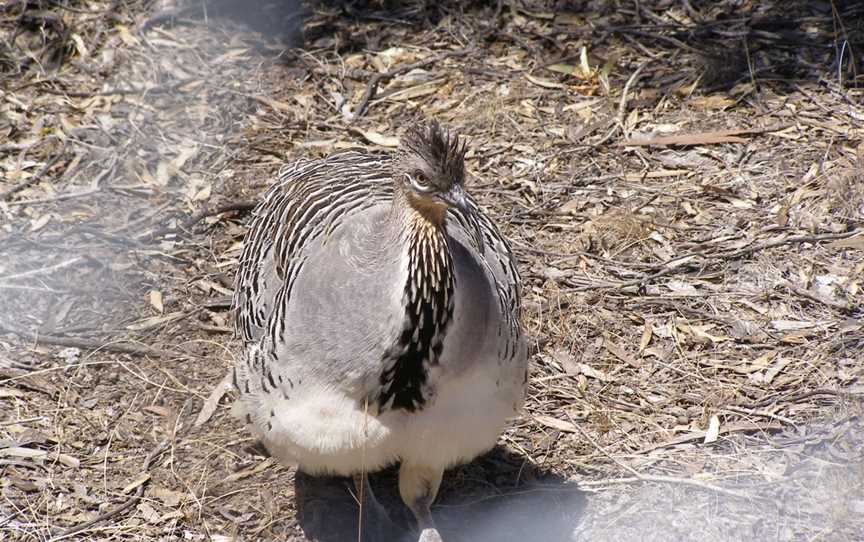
(418, 527, 443, 542)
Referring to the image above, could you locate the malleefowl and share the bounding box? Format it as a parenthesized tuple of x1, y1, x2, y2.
(231, 121, 527, 541)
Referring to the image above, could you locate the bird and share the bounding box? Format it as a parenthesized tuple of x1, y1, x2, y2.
(230, 121, 527, 542)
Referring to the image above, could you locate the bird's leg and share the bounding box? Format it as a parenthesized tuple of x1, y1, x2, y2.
(398, 463, 444, 542)
(352, 472, 394, 540)
(353, 471, 390, 518)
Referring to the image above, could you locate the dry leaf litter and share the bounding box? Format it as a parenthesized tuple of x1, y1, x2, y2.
(1, 1, 863, 541)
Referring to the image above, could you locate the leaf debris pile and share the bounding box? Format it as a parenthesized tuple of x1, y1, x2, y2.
(1, 1, 863, 540)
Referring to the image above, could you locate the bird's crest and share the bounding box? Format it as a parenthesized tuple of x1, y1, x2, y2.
(398, 121, 466, 188)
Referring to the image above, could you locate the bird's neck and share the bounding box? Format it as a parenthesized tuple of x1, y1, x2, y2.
(376, 194, 455, 412)
(387, 189, 454, 296)
(403, 211, 454, 313)
(393, 190, 454, 325)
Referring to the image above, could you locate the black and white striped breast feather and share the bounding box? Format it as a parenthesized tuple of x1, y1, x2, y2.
(232, 150, 524, 409)
(233, 151, 393, 344)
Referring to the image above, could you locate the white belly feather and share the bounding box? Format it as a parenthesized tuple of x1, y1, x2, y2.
(236, 352, 523, 475)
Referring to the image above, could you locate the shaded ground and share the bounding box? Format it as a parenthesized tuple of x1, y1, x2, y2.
(1, 0, 863, 540)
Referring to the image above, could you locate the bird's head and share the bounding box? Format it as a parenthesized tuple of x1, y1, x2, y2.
(395, 121, 469, 225)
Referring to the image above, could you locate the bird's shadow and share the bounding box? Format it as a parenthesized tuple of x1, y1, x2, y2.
(295, 445, 586, 542)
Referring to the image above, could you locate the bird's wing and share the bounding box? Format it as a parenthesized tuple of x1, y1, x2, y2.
(232, 152, 392, 343)
(447, 196, 522, 326)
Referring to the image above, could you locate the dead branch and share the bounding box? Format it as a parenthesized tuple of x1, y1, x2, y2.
(722, 229, 863, 259)
(567, 264, 687, 292)
(0, 142, 67, 201)
(34, 77, 200, 98)
(143, 201, 256, 241)
(0, 323, 178, 359)
(567, 228, 863, 292)
(576, 473, 772, 501)
(565, 412, 770, 503)
(352, 47, 472, 118)
(138, 4, 204, 33)
(778, 280, 853, 313)
(0, 257, 86, 282)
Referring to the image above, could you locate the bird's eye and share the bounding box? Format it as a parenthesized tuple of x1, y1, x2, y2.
(409, 171, 432, 191)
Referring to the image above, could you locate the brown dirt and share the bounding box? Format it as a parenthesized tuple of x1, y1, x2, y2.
(2, 1, 863, 541)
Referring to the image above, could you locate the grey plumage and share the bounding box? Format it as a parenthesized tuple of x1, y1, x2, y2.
(231, 122, 527, 541)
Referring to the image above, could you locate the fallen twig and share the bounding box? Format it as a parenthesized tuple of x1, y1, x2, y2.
(0, 257, 86, 283)
(565, 412, 769, 502)
(619, 125, 792, 147)
(594, 60, 651, 147)
(0, 143, 67, 201)
(0, 323, 177, 359)
(6, 156, 116, 207)
(33, 77, 200, 98)
(724, 405, 799, 429)
(138, 4, 204, 33)
(200, 458, 276, 498)
(778, 281, 853, 314)
(722, 229, 863, 259)
(5, 187, 102, 206)
(566, 228, 863, 292)
(352, 47, 472, 118)
(143, 201, 256, 241)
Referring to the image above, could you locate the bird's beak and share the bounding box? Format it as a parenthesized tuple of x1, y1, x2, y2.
(441, 185, 485, 255)
(442, 184, 470, 215)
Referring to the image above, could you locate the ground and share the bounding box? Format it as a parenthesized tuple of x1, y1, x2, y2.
(1, 0, 863, 541)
